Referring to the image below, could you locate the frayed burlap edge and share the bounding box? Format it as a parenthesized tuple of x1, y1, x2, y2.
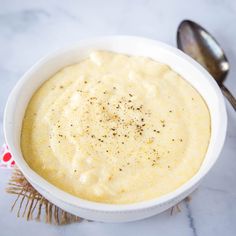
(6, 167, 82, 225)
(6, 167, 191, 224)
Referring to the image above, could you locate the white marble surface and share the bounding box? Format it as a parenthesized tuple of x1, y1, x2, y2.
(1, 0, 236, 235)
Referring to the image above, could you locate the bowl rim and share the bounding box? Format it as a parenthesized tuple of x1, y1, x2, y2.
(3, 35, 227, 212)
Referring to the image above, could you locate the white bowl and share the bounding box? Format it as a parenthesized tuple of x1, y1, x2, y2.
(4, 36, 227, 223)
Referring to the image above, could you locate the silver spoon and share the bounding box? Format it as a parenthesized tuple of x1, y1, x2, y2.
(177, 19, 236, 110)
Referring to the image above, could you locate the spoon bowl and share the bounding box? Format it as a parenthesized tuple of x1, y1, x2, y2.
(177, 20, 236, 110)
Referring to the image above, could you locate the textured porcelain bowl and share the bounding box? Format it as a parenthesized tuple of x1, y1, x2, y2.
(4, 36, 227, 223)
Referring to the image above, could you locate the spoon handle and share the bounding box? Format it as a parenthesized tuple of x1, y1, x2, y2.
(221, 84, 236, 111)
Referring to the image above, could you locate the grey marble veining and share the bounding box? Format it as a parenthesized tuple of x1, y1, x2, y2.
(0, 0, 236, 235)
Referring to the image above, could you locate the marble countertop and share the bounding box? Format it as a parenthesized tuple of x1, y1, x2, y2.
(1, 0, 236, 235)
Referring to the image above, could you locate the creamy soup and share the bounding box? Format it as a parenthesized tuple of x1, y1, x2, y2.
(21, 51, 210, 204)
